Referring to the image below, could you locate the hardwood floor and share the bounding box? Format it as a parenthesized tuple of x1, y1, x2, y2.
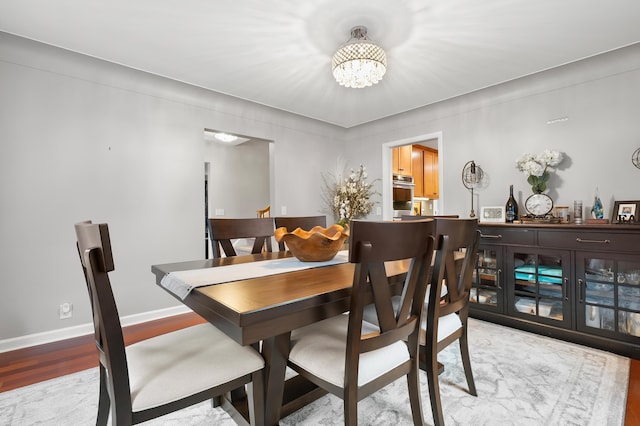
(0, 312, 638, 425)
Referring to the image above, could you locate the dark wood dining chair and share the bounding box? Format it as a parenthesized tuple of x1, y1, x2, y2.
(401, 214, 460, 220)
(208, 217, 275, 258)
(287, 219, 442, 425)
(274, 215, 327, 251)
(75, 221, 265, 426)
(421, 218, 481, 426)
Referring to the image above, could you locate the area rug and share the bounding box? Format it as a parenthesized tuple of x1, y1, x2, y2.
(0, 319, 629, 425)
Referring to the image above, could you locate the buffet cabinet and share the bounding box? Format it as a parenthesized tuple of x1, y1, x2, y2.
(470, 223, 640, 358)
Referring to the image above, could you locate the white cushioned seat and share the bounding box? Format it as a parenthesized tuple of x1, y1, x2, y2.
(423, 312, 462, 346)
(289, 314, 410, 388)
(363, 298, 462, 347)
(126, 323, 264, 412)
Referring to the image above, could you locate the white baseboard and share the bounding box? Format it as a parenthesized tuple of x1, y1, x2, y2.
(0, 305, 191, 353)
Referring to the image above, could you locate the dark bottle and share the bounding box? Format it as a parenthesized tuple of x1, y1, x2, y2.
(505, 185, 518, 223)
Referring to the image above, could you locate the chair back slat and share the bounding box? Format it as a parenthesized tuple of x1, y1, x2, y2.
(208, 217, 275, 258)
(433, 219, 480, 311)
(347, 219, 437, 356)
(274, 215, 327, 251)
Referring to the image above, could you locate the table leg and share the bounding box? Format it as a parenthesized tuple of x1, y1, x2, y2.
(262, 332, 292, 426)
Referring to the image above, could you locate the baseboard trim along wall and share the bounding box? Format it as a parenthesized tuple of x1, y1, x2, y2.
(0, 305, 191, 353)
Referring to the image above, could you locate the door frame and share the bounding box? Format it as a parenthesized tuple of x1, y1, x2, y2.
(381, 131, 443, 220)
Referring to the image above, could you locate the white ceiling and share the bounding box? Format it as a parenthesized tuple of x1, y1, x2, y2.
(2, 0, 640, 128)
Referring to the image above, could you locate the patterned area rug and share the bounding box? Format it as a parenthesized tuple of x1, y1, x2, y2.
(0, 319, 629, 425)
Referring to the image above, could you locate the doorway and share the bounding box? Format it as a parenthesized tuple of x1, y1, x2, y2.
(203, 129, 274, 257)
(381, 131, 443, 220)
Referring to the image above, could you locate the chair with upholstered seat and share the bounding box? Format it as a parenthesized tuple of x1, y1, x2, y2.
(422, 218, 481, 426)
(75, 221, 265, 426)
(286, 219, 441, 426)
(363, 217, 480, 425)
(208, 217, 275, 258)
(274, 215, 327, 251)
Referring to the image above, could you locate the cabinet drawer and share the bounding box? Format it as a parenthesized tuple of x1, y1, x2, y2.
(538, 230, 640, 253)
(479, 228, 535, 245)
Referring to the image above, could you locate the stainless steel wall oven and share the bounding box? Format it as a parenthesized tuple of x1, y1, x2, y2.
(392, 174, 414, 218)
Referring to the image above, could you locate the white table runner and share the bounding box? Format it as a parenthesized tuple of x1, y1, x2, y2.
(161, 250, 349, 300)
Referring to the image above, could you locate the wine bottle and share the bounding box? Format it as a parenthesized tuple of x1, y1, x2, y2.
(505, 185, 518, 223)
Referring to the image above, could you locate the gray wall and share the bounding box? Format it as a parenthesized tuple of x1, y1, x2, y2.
(346, 43, 640, 219)
(1, 31, 639, 345)
(0, 33, 345, 342)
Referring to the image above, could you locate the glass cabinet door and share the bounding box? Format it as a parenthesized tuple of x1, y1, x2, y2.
(507, 247, 571, 327)
(576, 253, 640, 341)
(471, 246, 503, 313)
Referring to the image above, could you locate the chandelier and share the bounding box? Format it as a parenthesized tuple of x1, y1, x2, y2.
(332, 26, 387, 89)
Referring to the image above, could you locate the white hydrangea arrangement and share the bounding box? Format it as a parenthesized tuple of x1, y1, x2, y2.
(322, 164, 377, 226)
(516, 149, 564, 193)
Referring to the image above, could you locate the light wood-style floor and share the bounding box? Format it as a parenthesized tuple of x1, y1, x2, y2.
(1, 312, 638, 425)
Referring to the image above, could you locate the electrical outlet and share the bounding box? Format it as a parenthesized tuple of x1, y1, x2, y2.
(376, 207, 382, 215)
(59, 302, 73, 319)
(215, 208, 224, 216)
(281, 206, 287, 215)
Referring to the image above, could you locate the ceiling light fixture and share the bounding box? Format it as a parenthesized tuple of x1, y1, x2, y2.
(332, 26, 387, 89)
(213, 132, 238, 143)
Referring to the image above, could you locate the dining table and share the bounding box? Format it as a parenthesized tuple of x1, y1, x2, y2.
(151, 250, 409, 426)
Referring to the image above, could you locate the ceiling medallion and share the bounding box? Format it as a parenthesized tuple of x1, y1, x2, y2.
(332, 26, 387, 89)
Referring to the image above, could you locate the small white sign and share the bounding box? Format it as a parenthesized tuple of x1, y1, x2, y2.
(480, 206, 506, 223)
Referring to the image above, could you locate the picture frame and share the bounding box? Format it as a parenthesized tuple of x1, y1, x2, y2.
(480, 206, 506, 223)
(611, 200, 640, 224)
(554, 206, 570, 223)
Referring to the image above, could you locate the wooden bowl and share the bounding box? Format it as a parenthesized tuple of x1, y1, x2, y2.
(274, 224, 349, 262)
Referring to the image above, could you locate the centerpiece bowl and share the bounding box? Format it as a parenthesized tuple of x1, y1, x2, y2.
(274, 224, 349, 262)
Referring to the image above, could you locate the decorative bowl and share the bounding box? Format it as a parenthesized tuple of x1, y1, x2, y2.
(274, 224, 349, 262)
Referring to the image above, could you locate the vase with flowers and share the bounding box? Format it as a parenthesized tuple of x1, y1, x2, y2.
(322, 163, 378, 227)
(515, 149, 564, 194)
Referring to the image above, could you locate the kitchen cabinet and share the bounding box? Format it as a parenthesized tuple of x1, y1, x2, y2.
(392, 145, 412, 176)
(471, 223, 640, 359)
(411, 145, 438, 199)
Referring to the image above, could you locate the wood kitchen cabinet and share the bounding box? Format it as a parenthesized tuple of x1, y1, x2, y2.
(471, 223, 640, 359)
(411, 145, 438, 199)
(392, 145, 412, 176)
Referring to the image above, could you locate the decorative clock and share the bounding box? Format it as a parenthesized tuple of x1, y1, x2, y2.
(525, 193, 554, 217)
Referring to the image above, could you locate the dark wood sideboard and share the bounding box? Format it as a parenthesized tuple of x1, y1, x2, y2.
(470, 222, 640, 359)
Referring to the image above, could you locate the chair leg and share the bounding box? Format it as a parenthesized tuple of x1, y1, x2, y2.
(96, 365, 110, 426)
(459, 331, 477, 396)
(344, 385, 358, 426)
(407, 364, 425, 426)
(426, 351, 445, 426)
(247, 370, 265, 426)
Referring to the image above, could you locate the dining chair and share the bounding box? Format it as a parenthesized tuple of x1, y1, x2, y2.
(421, 218, 481, 426)
(286, 219, 442, 425)
(75, 221, 265, 426)
(274, 215, 327, 251)
(400, 214, 460, 220)
(208, 217, 275, 258)
(256, 205, 270, 218)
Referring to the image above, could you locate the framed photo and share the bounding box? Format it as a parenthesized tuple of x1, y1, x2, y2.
(554, 206, 570, 223)
(480, 206, 506, 223)
(412, 201, 422, 216)
(611, 200, 640, 224)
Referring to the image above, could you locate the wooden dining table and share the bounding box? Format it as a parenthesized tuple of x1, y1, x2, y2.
(151, 251, 408, 426)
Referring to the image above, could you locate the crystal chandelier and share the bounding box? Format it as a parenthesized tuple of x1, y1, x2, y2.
(332, 26, 387, 89)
